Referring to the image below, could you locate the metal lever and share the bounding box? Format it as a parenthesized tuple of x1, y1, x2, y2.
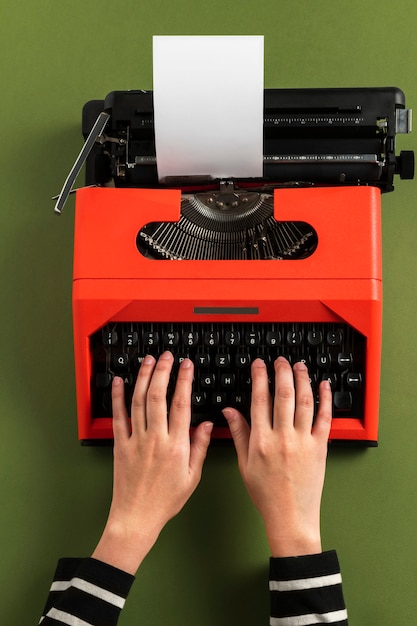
(53, 111, 110, 215)
(396, 108, 412, 134)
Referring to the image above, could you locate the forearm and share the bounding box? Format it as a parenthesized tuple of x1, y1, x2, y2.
(269, 550, 348, 625)
(39, 355, 213, 625)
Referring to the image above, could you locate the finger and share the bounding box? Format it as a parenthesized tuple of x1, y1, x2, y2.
(168, 358, 194, 434)
(249, 358, 273, 433)
(189, 421, 213, 480)
(111, 376, 131, 442)
(293, 361, 315, 431)
(145, 351, 174, 433)
(130, 354, 156, 432)
(223, 407, 250, 466)
(273, 356, 295, 430)
(312, 380, 333, 442)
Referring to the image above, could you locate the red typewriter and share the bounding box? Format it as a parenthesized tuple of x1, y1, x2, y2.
(55, 88, 413, 445)
(72, 184, 382, 444)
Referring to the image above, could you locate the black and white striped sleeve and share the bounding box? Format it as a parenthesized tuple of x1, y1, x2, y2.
(39, 558, 135, 626)
(269, 550, 348, 625)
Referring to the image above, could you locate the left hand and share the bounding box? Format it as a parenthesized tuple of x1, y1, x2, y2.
(92, 352, 213, 574)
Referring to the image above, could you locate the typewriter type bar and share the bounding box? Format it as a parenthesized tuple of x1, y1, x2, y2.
(72, 186, 382, 446)
(136, 181, 319, 261)
(80, 87, 413, 194)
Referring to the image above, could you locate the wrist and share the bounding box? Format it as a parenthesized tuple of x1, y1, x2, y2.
(92, 519, 161, 575)
(268, 535, 322, 558)
(264, 519, 322, 558)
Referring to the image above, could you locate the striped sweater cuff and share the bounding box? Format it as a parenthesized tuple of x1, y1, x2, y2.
(40, 558, 135, 625)
(269, 550, 348, 625)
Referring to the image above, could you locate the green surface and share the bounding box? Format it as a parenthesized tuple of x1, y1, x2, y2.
(1, 1, 417, 624)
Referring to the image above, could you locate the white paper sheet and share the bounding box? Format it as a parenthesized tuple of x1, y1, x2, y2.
(152, 35, 264, 182)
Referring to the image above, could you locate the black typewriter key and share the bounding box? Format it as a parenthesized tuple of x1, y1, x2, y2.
(215, 354, 230, 368)
(121, 374, 134, 386)
(231, 392, 247, 407)
(334, 391, 353, 411)
(266, 331, 281, 346)
(242, 374, 252, 388)
(96, 372, 112, 388)
(338, 353, 353, 367)
(124, 331, 138, 347)
(307, 330, 323, 346)
(201, 373, 216, 388)
(296, 355, 311, 366)
(235, 353, 251, 368)
(245, 331, 261, 346)
(327, 330, 343, 345)
(287, 330, 303, 346)
(143, 331, 159, 347)
(204, 331, 219, 346)
(183, 331, 199, 347)
(103, 329, 118, 345)
(212, 392, 227, 406)
(192, 392, 207, 407)
(255, 354, 272, 366)
(163, 331, 179, 347)
(113, 353, 129, 368)
(347, 372, 362, 388)
(317, 353, 331, 368)
(136, 354, 147, 367)
(225, 330, 241, 346)
(321, 372, 337, 386)
(220, 373, 236, 388)
(175, 355, 189, 366)
(195, 353, 210, 367)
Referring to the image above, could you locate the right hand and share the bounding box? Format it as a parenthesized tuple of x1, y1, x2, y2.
(223, 356, 332, 557)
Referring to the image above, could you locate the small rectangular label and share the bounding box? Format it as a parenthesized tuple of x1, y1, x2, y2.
(194, 307, 259, 315)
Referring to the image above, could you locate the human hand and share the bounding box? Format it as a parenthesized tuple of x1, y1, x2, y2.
(92, 352, 213, 574)
(223, 356, 332, 558)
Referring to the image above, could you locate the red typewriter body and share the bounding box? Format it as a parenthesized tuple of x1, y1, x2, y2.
(72, 185, 382, 445)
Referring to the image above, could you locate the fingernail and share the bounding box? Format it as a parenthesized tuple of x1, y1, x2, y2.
(222, 408, 235, 420)
(253, 358, 266, 367)
(159, 351, 173, 360)
(143, 355, 155, 365)
(113, 376, 123, 387)
(322, 380, 331, 390)
(294, 361, 307, 371)
(181, 358, 192, 368)
(204, 422, 214, 434)
(276, 356, 288, 363)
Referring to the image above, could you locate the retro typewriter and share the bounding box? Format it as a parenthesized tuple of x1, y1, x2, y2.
(55, 87, 414, 445)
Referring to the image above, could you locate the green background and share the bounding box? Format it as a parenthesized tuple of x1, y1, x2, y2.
(1, 1, 417, 624)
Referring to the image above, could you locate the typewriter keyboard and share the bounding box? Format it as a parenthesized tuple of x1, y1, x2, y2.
(90, 321, 365, 427)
